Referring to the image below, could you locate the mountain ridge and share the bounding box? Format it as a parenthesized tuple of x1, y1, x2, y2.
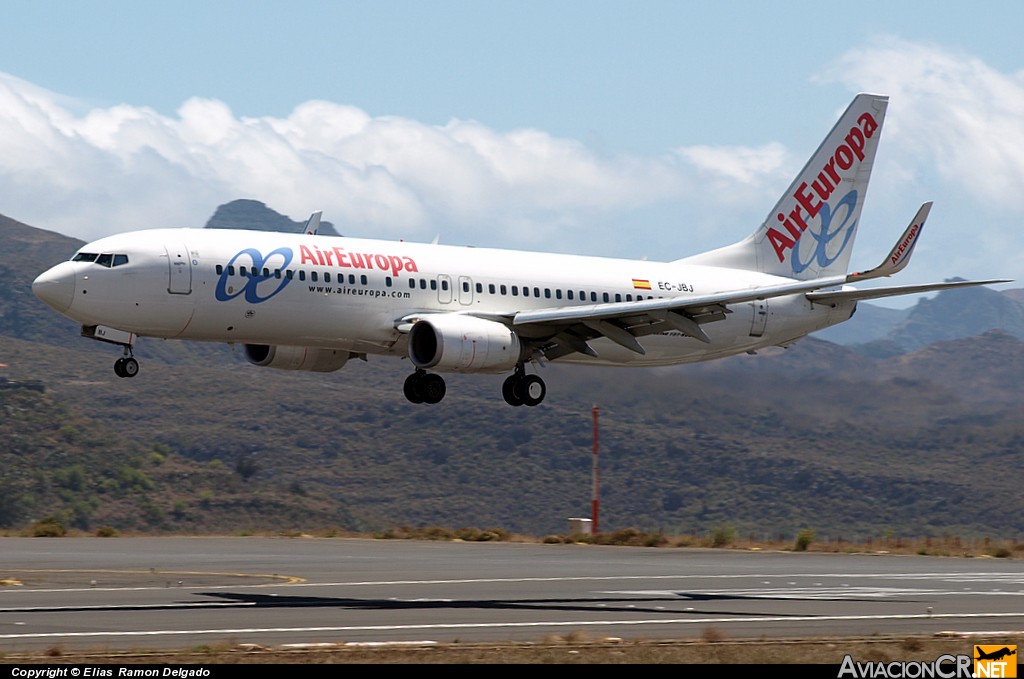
(204, 199, 340, 236)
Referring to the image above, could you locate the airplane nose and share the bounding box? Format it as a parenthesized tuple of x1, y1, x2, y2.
(32, 262, 76, 313)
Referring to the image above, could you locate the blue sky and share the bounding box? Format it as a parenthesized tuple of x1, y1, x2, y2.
(1, 1, 1022, 300)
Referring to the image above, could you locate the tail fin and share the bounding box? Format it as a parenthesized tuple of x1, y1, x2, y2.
(681, 93, 889, 280)
(302, 211, 323, 235)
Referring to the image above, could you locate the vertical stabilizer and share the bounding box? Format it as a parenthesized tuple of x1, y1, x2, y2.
(681, 94, 889, 280)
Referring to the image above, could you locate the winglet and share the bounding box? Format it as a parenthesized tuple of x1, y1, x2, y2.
(846, 202, 931, 283)
(302, 211, 323, 235)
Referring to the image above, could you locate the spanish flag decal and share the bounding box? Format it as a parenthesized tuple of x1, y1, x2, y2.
(632, 279, 652, 290)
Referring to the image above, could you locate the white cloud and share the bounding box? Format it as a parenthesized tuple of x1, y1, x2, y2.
(812, 37, 1024, 289)
(0, 70, 784, 256)
(820, 37, 1024, 211)
(676, 143, 790, 186)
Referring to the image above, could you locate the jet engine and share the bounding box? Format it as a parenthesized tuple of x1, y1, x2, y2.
(408, 314, 521, 373)
(244, 344, 349, 372)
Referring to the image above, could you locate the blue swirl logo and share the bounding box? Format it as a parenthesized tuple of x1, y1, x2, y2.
(790, 189, 858, 275)
(215, 247, 293, 303)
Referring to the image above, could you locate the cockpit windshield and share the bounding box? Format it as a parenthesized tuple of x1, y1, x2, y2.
(72, 252, 129, 267)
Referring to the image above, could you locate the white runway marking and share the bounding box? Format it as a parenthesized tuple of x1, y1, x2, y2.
(3, 572, 1024, 595)
(2, 611, 1024, 641)
(603, 587, 1024, 599)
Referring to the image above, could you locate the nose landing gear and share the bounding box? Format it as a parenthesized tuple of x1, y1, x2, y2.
(113, 346, 139, 379)
(81, 325, 140, 379)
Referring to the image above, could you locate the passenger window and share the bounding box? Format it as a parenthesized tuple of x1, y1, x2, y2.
(420, 279, 427, 289)
(522, 286, 529, 297)
(311, 272, 318, 282)
(431, 280, 437, 290)
(591, 292, 598, 302)
(386, 277, 393, 287)
(286, 270, 294, 279)
(409, 278, 416, 289)
(361, 275, 367, 285)
(603, 293, 610, 303)
(324, 272, 331, 283)
(476, 283, 483, 293)
(500, 285, 507, 295)
(555, 289, 562, 299)
(512, 286, 519, 296)
(216, 264, 224, 275)
(227, 265, 236, 276)
(488, 284, 496, 294)
(299, 271, 306, 281)
(567, 290, 574, 300)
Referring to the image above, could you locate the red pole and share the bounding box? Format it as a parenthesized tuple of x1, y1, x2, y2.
(592, 405, 600, 535)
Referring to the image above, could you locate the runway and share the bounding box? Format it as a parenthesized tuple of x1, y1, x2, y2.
(2, 537, 1023, 652)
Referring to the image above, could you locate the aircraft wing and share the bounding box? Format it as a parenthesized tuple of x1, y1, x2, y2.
(509, 274, 851, 357)
(806, 278, 1010, 304)
(509, 271, 1005, 359)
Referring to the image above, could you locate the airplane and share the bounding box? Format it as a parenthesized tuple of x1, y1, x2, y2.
(32, 93, 1007, 406)
(975, 647, 1017, 661)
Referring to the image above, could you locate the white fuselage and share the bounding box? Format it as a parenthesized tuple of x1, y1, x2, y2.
(36, 228, 855, 368)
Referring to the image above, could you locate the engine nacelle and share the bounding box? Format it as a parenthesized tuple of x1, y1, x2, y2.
(408, 314, 521, 373)
(244, 344, 349, 372)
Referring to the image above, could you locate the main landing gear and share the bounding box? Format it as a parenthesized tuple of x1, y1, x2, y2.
(502, 366, 546, 407)
(403, 364, 547, 406)
(404, 369, 447, 404)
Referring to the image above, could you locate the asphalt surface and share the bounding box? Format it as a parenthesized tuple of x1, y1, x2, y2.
(2, 537, 1023, 652)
